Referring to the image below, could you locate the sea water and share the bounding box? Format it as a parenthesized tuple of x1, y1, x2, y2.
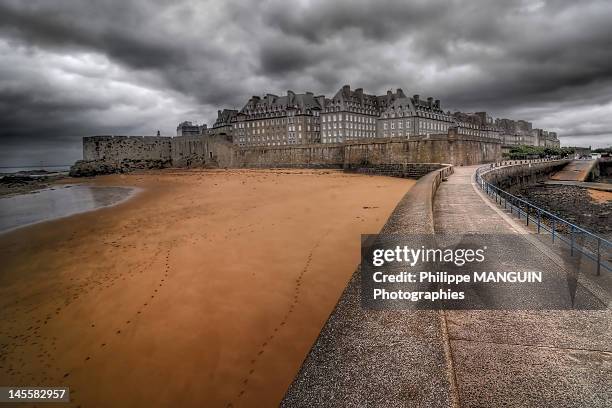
(0, 185, 136, 234)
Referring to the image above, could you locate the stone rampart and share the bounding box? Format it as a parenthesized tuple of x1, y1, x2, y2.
(349, 163, 446, 179)
(232, 135, 500, 169)
(72, 133, 501, 176)
(83, 135, 172, 163)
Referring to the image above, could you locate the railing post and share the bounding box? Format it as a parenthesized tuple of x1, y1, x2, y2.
(552, 219, 556, 242)
(537, 209, 541, 233)
(570, 225, 574, 256)
(526, 205, 529, 226)
(597, 238, 601, 276)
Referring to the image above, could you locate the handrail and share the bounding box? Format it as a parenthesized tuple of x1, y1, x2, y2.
(475, 161, 611, 275)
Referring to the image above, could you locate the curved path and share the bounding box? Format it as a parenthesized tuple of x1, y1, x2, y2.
(284, 165, 611, 407)
(434, 166, 612, 407)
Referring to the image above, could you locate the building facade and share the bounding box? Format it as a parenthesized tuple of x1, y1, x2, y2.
(377, 94, 455, 138)
(177, 84, 559, 148)
(452, 112, 501, 140)
(320, 85, 385, 143)
(231, 91, 322, 147)
(176, 121, 204, 136)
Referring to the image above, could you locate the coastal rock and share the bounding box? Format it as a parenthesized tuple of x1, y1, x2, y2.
(69, 159, 172, 177)
(518, 184, 611, 237)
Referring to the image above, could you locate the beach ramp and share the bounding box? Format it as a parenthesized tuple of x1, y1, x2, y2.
(550, 160, 598, 182)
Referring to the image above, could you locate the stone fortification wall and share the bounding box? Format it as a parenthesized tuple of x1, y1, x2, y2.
(341, 135, 500, 167)
(231, 135, 500, 169)
(72, 133, 501, 176)
(170, 134, 208, 167)
(83, 135, 171, 163)
(233, 143, 345, 168)
(349, 163, 447, 179)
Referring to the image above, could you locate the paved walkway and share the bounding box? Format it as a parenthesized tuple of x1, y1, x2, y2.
(433, 166, 612, 407)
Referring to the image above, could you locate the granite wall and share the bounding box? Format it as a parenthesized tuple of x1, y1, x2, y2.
(72, 133, 501, 176)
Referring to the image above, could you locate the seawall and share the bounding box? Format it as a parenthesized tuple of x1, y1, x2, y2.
(234, 135, 500, 168)
(282, 165, 456, 407)
(71, 133, 501, 176)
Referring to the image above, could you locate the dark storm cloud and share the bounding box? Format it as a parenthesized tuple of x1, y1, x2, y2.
(261, 0, 447, 43)
(1, 0, 611, 166)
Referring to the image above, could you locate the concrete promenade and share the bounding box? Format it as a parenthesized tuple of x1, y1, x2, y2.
(433, 166, 612, 407)
(284, 164, 610, 407)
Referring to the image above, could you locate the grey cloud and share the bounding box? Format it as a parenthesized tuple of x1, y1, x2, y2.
(1, 0, 611, 166)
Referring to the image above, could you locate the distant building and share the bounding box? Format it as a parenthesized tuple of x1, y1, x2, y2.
(377, 93, 454, 138)
(530, 129, 560, 148)
(320, 85, 385, 143)
(453, 112, 501, 140)
(231, 91, 323, 147)
(176, 121, 202, 136)
(495, 118, 534, 145)
(176, 84, 559, 148)
(567, 146, 592, 158)
(210, 109, 238, 141)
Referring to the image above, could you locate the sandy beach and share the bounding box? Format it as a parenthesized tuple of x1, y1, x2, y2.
(0, 168, 414, 407)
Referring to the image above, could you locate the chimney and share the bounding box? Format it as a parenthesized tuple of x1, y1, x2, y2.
(435, 99, 440, 109)
(427, 97, 433, 106)
(396, 88, 406, 98)
(413, 94, 420, 103)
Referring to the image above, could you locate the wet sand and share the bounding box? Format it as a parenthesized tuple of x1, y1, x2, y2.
(588, 188, 612, 203)
(0, 168, 414, 408)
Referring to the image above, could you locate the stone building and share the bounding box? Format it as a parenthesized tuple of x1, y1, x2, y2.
(377, 94, 454, 138)
(453, 112, 501, 140)
(495, 118, 535, 146)
(320, 85, 386, 143)
(176, 84, 559, 148)
(232, 91, 323, 147)
(210, 109, 238, 140)
(530, 128, 560, 148)
(176, 121, 203, 136)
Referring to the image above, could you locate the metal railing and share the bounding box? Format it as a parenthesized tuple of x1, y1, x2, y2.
(475, 162, 611, 275)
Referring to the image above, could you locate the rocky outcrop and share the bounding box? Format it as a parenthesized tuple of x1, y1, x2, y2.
(69, 158, 172, 177)
(518, 184, 611, 237)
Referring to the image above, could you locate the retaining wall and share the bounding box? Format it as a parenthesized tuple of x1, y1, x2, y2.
(234, 136, 500, 168)
(282, 164, 455, 406)
(482, 159, 571, 191)
(83, 135, 172, 163)
(74, 133, 500, 176)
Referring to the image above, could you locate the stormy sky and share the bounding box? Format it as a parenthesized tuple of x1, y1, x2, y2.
(1, 0, 611, 166)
